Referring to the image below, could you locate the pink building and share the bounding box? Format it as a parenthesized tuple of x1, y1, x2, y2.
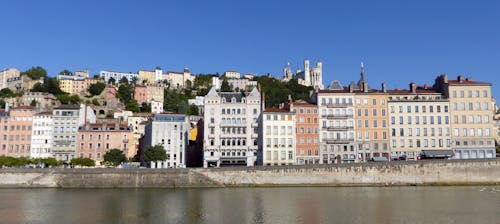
(77, 120, 136, 162)
(134, 85, 147, 104)
(0, 106, 35, 157)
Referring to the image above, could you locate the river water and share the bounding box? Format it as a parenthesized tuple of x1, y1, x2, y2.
(0, 186, 498, 224)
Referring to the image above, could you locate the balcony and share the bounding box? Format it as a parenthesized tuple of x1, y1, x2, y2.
(323, 114, 353, 120)
(326, 138, 354, 144)
(53, 140, 73, 146)
(325, 103, 353, 108)
(323, 126, 354, 131)
(208, 123, 216, 127)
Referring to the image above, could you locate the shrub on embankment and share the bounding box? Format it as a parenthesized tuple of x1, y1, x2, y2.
(0, 156, 61, 168)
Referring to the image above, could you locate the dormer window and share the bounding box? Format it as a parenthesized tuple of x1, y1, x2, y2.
(222, 98, 226, 103)
(242, 98, 246, 103)
(231, 97, 236, 103)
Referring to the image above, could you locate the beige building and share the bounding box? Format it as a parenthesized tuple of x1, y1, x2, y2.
(0, 68, 21, 90)
(0, 106, 35, 158)
(60, 78, 102, 95)
(163, 68, 195, 89)
(434, 75, 496, 158)
(224, 71, 241, 79)
(77, 121, 136, 163)
(388, 83, 452, 160)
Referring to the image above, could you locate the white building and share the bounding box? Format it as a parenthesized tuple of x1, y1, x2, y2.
(79, 104, 97, 127)
(224, 71, 241, 79)
(283, 59, 324, 90)
(203, 87, 261, 167)
(52, 105, 80, 162)
(314, 85, 357, 163)
(100, 70, 138, 83)
(144, 113, 188, 168)
(261, 108, 296, 166)
(30, 112, 54, 158)
(151, 100, 163, 114)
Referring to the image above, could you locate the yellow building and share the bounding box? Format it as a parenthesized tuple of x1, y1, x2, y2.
(138, 70, 155, 84)
(60, 78, 102, 95)
(435, 75, 496, 158)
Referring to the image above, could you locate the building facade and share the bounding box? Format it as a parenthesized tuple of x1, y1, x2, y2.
(284, 60, 323, 90)
(100, 70, 138, 83)
(144, 113, 188, 168)
(435, 75, 496, 159)
(30, 112, 53, 158)
(316, 87, 356, 163)
(0, 68, 21, 90)
(163, 68, 195, 89)
(261, 108, 296, 165)
(0, 106, 35, 157)
(224, 71, 241, 79)
(290, 101, 320, 164)
(77, 121, 136, 163)
(52, 105, 80, 162)
(387, 83, 452, 160)
(203, 87, 261, 167)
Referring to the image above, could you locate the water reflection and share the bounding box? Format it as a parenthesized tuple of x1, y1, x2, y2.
(0, 187, 497, 224)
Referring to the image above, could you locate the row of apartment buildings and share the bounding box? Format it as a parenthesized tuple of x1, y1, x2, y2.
(200, 73, 497, 167)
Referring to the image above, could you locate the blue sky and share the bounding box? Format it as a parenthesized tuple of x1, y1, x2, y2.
(1, 0, 499, 99)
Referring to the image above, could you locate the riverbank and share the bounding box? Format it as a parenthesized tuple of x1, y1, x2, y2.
(0, 158, 499, 188)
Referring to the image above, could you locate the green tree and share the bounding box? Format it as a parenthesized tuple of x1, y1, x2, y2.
(30, 99, 37, 106)
(163, 89, 190, 113)
(143, 145, 167, 162)
(186, 104, 199, 115)
(58, 69, 73, 76)
(0, 99, 5, 109)
(131, 77, 138, 85)
(117, 84, 134, 102)
(92, 98, 100, 106)
(57, 94, 81, 105)
(140, 102, 151, 113)
(0, 88, 21, 98)
(193, 74, 213, 89)
(21, 66, 47, 80)
(31, 77, 64, 95)
(221, 79, 232, 92)
(125, 99, 140, 112)
(103, 149, 127, 166)
(108, 77, 116, 85)
(119, 77, 129, 85)
(88, 82, 106, 96)
(70, 158, 95, 167)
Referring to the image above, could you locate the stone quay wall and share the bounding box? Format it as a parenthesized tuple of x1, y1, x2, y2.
(0, 159, 498, 188)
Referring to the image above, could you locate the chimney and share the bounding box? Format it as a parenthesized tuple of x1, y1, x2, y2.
(381, 82, 387, 93)
(349, 83, 354, 93)
(465, 77, 472, 82)
(457, 75, 463, 82)
(443, 74, 448, 83)
(363, 82, 369, 93)
(410, 82, 417, 93)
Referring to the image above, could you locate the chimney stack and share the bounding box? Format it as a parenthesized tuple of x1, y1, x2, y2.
(381, 82, 387, 93)
(457, 75, 463, 82)
(465, 77, 472, 82)
(410, 82, 417, 94)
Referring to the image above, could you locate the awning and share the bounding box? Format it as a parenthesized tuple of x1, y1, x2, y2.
(421, 150, 455, 158)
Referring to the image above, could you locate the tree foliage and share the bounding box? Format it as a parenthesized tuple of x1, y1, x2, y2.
(164, 89, 190, 113)
(0, 88, 21, 98)
(143, 145, 167, 162)
(193, 74, 213, 89)
(92, 98, 100, 106)
(21, 66, 47, 80)
(186, 104, 199, 115)
(88, 82, 106, 96)
(56, 94, 81, 105)
(0, 156, 61, 167)
(140, 102, 151, 113)
(125, 99, 140, 112)
(253, 76, 313, 107)
(117, 84, 134, 102)
(58, 69, 73, 76)
(119, 77, 129, 85)
(220, 79, 232, 92)
(70, 158, 95, 167)
(103, 149, 127, 166)
(108, 77, 116, 85)
(31, 77, 64, 95)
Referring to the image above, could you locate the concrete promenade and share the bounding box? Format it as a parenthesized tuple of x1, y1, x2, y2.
(0, 159, 498, 188)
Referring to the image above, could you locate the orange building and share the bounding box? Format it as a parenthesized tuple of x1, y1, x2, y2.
(77, 120, 136, 163)
(290, 100, 320, 165)
(0, 106, 35, 157)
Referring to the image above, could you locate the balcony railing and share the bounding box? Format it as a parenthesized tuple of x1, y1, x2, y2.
(324, 103, 353, 108)
(325, 138, 355, 144)
(322, 126, 354, 131)
(322, 114, 353, 119)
